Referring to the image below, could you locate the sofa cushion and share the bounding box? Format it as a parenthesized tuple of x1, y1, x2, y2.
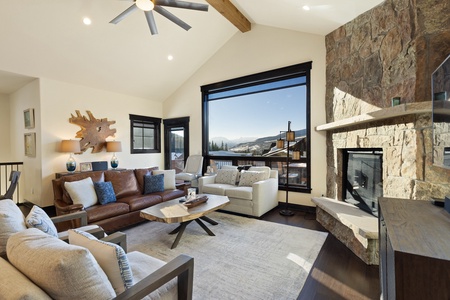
(201, 183, 236, 196)
(105, 170, 140, 198)
(248, 166, 271, 180)
(64, 177, 98, 208)
(153, 169, 176, 190)
(94, 181, 117, 205)
(68, 229, 134, 294)
(134, 167, 159, 193)
(238, 170, 266, 187)
(25, 205, 58, 237)
(0, 199, 27, 258)
(7, 228, 116, 300)
(127, 251, 178, 299)
(85, 202, 130, 223)
(144, 174, 165, 194)
(215, 169, 238, 185)
(0, 257, 51, 300)
(118, 194, 163, 212)
(225, 186, 253, 200)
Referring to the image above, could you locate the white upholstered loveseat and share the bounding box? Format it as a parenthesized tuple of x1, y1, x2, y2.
(198, 166, 279, 217)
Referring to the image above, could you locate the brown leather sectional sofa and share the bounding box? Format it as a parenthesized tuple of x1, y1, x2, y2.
(52, 167, 185, 233)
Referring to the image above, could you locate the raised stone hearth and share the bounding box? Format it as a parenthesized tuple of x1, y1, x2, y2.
(312, 197, 379, 265)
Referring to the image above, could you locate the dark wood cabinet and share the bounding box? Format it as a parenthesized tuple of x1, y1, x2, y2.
(379, 197, 450, 300)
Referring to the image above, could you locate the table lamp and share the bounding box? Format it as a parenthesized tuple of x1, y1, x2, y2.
(106, 141, 122, 169)
(60, 140, 81, 173)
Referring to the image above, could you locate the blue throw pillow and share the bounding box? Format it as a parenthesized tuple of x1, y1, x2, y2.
(94, 181, 116, 205)
(144, 174, 165, 194)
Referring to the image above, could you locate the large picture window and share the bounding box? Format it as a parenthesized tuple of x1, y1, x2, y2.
(201, 62, 311, 192)
(130, 114, 161, 154)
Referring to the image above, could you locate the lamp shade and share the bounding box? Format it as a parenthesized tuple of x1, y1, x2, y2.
(60, 140, 80, 153)
(276, 139, 284, 149)
(106, 141, 122, 152)
(286, 131, 295, 142)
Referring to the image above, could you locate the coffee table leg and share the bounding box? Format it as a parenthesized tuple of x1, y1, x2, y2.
(195, 219, 215, 236)
(200, 216, 218, 225)
(171, 222, 189, 249)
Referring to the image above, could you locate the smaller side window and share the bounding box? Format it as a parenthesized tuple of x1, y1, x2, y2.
(130, 114, 161, 153)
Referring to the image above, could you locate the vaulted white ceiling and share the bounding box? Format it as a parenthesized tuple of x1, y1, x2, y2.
(0, 0, 383, 100)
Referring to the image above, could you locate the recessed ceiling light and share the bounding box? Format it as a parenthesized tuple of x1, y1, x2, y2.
(168, 55, 174, 61)
(83, 17, 92, 25)
(302, 5, 310, 11)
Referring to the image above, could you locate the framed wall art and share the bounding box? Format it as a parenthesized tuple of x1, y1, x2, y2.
(24, 133, 36, 157)
(80, 162, 93, 172)
(24, 108, 35, 129)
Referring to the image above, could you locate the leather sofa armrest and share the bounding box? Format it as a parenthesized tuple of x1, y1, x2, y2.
(54, 199, 83, 215)
(113, 254, 194, 300)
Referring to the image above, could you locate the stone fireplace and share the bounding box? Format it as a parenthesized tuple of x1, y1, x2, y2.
(323, 0, 450, 201)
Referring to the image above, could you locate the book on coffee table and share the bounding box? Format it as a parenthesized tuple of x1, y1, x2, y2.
(160, 204, 189, 218)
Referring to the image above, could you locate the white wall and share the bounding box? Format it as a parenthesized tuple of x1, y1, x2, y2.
(0, 93, 11, 161)
(8, 78, 164, 207)
(164, 25, 327, 206)
(9, 79, 41, 204)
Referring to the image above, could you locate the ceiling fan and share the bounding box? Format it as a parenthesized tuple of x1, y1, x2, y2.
(110, 0, 209, 35)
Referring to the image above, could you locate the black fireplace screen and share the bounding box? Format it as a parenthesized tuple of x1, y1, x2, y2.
(343, 149, 383, 217)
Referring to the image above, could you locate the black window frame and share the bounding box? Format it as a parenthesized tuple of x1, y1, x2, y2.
(201, 62, 312, 193)
(129, 114, 161, 154)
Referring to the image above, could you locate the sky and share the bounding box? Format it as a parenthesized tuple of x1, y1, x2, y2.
(209, 85, 307, 140)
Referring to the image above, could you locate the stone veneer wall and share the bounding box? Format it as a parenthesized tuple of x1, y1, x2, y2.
(325, 0, 450, 200)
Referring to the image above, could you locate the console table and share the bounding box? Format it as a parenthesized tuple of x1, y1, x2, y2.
(379, 197, 450, 300)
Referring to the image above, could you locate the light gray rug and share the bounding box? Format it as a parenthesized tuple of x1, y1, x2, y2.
(123, 212, 327, 300)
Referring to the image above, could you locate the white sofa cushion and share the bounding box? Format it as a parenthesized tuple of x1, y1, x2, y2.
(201, 183, 236, 196)
(0, 256, 52, 299)
(0, 199, 27, 257)
(153, 169, 176, 190)
(25, 205, 58, 237)
(215, 169, 238, 185)
(7, 228, 116, 300)
(225, 186, 253, 200)
(238, 171, 266, 187)
(127, 251, 178, 300)
(64, 177, 98, 208)
(68, 229, 134, 294)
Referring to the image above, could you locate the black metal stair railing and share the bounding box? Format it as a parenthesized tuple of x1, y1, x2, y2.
(0, 162, 23, 204)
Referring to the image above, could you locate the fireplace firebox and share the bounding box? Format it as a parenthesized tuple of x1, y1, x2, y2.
(343, 149, 383, 217)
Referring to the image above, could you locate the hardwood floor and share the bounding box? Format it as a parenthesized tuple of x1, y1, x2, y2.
(260, 205, 380, 300)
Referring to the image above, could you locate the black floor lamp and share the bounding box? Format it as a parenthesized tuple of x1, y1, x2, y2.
(277, 121, 301, 216)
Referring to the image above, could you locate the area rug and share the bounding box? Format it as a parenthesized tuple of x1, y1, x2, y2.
(123, 212, 328, 300)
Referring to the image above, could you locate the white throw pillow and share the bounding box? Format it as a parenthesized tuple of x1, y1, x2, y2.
(248, 166, 271, 180)
(7, 228, 116, 300)
(25, 205, 58, 237)
(215, 169, 238, 185)
(238, 171, 266, 187)
(153, 169, 176, 190)
(64, 177, 98, 208)
(0, 199, 27, 257)
(68, 229, 134, 294)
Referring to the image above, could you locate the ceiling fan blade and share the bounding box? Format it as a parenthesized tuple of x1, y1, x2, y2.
(154, 6, 191, 31)
(154, 0, 209, 12)
(110, 4, 139, 24)
(144, 10, 158, 35)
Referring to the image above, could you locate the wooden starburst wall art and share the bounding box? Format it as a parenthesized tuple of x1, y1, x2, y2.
(69, 110, 117, 153)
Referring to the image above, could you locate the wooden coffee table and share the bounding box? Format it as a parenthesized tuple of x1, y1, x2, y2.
(140, 194, 229, 249)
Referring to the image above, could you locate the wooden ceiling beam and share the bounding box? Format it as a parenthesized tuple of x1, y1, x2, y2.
(206, 0, 251, 33)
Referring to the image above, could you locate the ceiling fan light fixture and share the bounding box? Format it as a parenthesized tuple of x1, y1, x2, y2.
(136, 0, 154, 11)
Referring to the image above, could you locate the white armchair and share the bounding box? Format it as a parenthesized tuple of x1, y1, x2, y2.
(175, 155, 203, 188)
(199, 166, 278, 217)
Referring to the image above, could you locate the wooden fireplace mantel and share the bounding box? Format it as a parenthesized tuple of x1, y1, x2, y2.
(316, 101, 432, 132)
